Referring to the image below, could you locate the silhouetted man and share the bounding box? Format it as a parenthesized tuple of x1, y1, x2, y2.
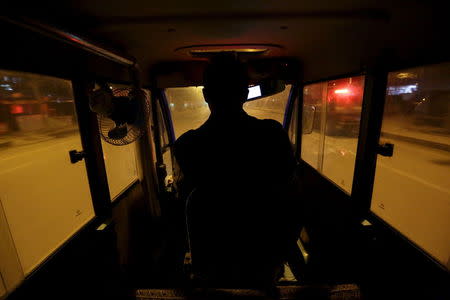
(174, 54, 300, 288)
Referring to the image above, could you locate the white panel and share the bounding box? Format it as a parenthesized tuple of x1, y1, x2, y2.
(372, 140, 450, 268)
(0, 277, 6, 298)
(101, 140, 138, 201)
(0, 135, 95, 274)
(0, 199, 24, 292)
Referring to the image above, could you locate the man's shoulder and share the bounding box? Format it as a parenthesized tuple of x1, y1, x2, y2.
(260, 118, 284, 129)
(174, 126, 209, 153)
(248, 116, 284, 133)
(174, 129, 197, 149)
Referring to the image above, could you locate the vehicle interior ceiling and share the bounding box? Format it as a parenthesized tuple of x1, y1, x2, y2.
(4, 0, 450, 298)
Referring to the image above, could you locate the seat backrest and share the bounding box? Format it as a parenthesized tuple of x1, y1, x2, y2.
(184, 188, 289, 287)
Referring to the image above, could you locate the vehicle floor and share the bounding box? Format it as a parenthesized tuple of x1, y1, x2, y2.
(135, 284, 361, 300)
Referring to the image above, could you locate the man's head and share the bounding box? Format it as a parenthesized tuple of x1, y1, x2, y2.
(202, 54, 249, 114)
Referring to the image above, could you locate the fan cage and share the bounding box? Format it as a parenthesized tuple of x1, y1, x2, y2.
(98, 87, 150, 146)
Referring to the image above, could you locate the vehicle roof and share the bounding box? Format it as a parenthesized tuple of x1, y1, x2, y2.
(29, 0, 449, 85)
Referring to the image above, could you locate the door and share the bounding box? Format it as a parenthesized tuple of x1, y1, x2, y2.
(371, 62, 450, 270)
(0, 70, 95, 279)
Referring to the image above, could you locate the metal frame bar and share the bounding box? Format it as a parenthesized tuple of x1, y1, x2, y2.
(296, 84, 304, 159)
(149, 89, 166, 192)
(284, 84, 302, 159)
(351, 67, 388, 216)
(72, 79, 112, 217)
(282, 84, 297, 130)
(0, 17, 135, 67)
(303, 71, 365, 86)
(159, 90, 177, 145)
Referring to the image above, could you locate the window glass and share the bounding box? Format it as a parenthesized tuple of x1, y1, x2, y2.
(102, 140, 139, 201)
(322, 76, 365, 193)
(100, 87, 140, 201)
(243, 85, 291, 124)
(301, 82, 327, 169)
(165, 87, 209, 139)
(165, 85, 292, 139)
(0, 70, 94, 274)
(371, 63, 450, 269)
(301, 76, 365, 194)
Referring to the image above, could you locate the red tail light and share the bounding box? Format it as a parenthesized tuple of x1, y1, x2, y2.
(10, 104, 24, 114)
(334, 88, 351, 95)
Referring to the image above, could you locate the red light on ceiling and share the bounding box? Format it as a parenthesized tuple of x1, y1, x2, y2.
(10, 105, 24, 114)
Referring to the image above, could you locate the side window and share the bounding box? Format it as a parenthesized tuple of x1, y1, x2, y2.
(100, 86, 140, 202)
(301, 82, 327, 169)
(0, 70, 94, 276)
(371, 63, 450, 270)
(301, 76, 365, 193)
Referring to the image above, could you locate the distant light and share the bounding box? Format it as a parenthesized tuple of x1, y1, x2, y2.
(248, 85, 262, 99)
(169, 103, 175, 107)
(387, 85, 418, 95)
(397, 72, 417, 79)
(11, 105, 24, 114)
(335, 88, 350, 94)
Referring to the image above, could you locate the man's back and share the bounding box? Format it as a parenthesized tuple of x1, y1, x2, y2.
(174, 112, 299, 286)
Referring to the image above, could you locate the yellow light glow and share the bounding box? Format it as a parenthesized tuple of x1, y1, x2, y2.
(396, 72, 417, 79)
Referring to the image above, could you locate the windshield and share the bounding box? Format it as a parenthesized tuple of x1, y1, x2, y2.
(165, 85, 292, 138)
